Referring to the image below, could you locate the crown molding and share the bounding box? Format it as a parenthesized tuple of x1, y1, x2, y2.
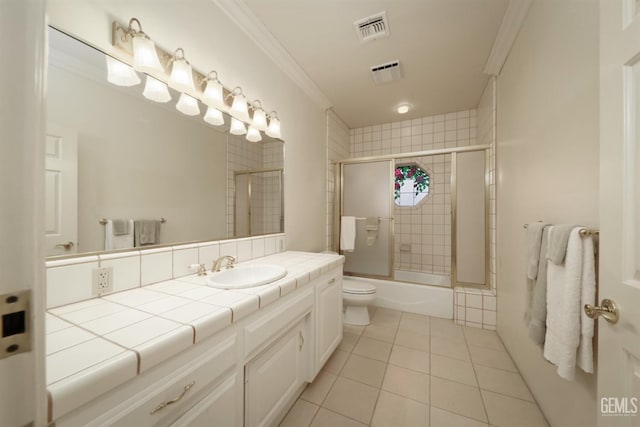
(483, 0, 533, 76)
(212, 0, 333, 110)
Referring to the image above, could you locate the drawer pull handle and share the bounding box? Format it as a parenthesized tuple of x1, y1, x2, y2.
(150, 381, 195, 415)
(328, 278, 336, 284)
(299, 330, 304, 351)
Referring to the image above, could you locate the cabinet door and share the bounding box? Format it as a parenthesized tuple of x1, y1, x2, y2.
(170, 372, 240, 427)
(245, 321, 307, 427)
(315, 274, 343, 373)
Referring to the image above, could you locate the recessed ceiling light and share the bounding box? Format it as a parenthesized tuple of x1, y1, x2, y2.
(396, 103, 411, 114)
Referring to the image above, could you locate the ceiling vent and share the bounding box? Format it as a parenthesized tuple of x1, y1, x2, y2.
(370, 60, 402, 84)
(354, 11, 389, 42)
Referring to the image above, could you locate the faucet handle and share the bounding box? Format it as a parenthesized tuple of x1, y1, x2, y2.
(189, 263, 208, 276)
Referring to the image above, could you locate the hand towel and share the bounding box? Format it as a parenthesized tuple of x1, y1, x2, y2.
(365, 217, 379, 246)
(112, 219, 130, 236)
(340, 216, 356, 252)
(528, 225, 550, 346)
(577, 232, 596, 374)
(547, 224, 577, 265)
(544, 227, 582, 380)
(527, 222, 548, 280)
(134, 219, 161, 247)
(104, 219, 134, 250)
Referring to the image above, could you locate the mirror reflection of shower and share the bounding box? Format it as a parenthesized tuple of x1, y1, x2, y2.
(337, 146, 488, 289)
(234, 169, 284, 237)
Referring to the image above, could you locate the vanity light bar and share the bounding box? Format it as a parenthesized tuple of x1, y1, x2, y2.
(111, 18, 282, 141)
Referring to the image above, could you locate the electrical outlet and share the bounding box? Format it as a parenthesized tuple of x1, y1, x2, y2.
(92, 267, 113, 295)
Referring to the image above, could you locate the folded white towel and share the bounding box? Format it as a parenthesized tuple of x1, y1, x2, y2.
(340, 216, 356, 252)
(544, 227, 582, 380)
(577, 232, 596, 374)
(527, 223, 548, 280)
(105, 219, 134, 250)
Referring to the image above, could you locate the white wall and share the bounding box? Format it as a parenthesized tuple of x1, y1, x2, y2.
(496, 1, 599, 426)
(47, 0, 328, 252)
(47, 64, 228, 252)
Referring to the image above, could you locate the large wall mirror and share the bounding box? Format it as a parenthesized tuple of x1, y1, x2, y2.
(46, 27, 284, 258)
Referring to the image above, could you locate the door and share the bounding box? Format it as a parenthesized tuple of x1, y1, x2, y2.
(315, 273, 342, 374)
(598, 1, 640, 424)
(0, 0, 46, 425)
(341, 160, 393, 277)
(245, 321, 307, 427)
(234, 173, 250, 237)
(45, 124, 78, 256)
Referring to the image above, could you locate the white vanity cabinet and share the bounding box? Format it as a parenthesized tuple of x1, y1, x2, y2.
(169, 372, 240, 427)
(314, 270, 343, 373)
(244, 319, 309, 427)
(51, 263, 343, 427)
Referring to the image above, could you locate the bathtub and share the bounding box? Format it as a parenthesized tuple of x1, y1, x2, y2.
(345, 275, 453, 319)
(393, 270, 450, 287)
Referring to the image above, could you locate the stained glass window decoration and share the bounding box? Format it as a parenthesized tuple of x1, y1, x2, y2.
(394, 164, 430, 207)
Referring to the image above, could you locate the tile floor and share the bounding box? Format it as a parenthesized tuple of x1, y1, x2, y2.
(279, 307, 549, 427)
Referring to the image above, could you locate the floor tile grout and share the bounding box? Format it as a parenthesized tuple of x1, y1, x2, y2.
(282, 308, 547, 427)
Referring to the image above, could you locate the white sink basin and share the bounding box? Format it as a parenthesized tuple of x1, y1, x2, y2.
(205, 264, 288, 289)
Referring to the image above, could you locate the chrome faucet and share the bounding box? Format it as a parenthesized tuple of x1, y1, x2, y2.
(212, 255, 236, 272)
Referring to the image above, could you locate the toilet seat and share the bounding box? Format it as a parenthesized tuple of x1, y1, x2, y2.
(343, 281, 376, 295)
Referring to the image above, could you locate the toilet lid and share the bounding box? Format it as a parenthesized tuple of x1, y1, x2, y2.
(343, 281, 376, 295)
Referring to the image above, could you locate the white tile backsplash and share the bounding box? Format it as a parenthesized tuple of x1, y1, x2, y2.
(236, 238, 252, 262)
(99, 253, 140, 293)
(219, 240, 238, 259)
(47, 259, 99, 308)
(198, 242, 220, 266)
(251, 238, 265, 259)
(46, 235, 287, 308)
(172, 245, 199, 278)
(140, 249, 172, 286)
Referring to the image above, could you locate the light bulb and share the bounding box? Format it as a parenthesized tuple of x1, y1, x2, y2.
(231, 92, 251, 122)
(169, 56, 195, 93)
(246, 126, 262, 142)
(204, 106, 224, 126)
(132, 35, 163, 74)
(251, 108, 268, 132)
(176, 93, 200, 116)
(105, 56, 140, 87)
(266, 116, 281, 139)
(396, 104, 411, 114)
(142, 75, 171, 103)
(203, 79, 224, 109)
(230, 118, 247, 135)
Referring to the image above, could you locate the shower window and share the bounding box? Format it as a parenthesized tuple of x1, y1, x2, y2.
(394, 163, 431, 207)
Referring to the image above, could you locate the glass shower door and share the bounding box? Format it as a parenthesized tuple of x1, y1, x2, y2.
(341, 160, 393, 277)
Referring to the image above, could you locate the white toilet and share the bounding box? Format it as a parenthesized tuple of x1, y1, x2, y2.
(342, 276, 377, 326)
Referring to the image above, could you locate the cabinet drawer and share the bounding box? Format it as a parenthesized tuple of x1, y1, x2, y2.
(92, 334, 237, 427)
(243, 286, 313, 359)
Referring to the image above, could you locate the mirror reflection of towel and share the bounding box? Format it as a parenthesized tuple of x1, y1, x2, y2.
(134, 220, 160, 246)
(105, 219, 134, 250)
(365, 217, 379, 246)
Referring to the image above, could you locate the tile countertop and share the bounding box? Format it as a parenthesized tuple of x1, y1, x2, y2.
(45, 251, 344, 421)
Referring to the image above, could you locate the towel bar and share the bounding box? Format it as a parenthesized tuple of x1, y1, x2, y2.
(523, 223, 598, 237)
(100, 217, 167, 225)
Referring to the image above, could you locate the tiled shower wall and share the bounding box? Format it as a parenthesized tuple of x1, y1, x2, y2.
(349, 109, 478, 277)
(454, 77, 498, 330)
(227, 135, 283, 237)
(326, 110, 350, 250)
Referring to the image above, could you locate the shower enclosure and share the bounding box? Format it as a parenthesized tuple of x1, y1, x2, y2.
(234, 169, 283, 237)
(336, 146, 489, 289)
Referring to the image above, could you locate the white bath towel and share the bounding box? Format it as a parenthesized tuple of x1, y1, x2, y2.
(577, 232, 596, 374)
(527, 222, 548, 280)
(340, 216, 356, 252)
(105, 219, 134, 250)
(544, 227, 583, 380)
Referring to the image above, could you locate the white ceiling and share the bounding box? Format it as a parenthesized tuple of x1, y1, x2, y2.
(242, 0, 509, 128)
